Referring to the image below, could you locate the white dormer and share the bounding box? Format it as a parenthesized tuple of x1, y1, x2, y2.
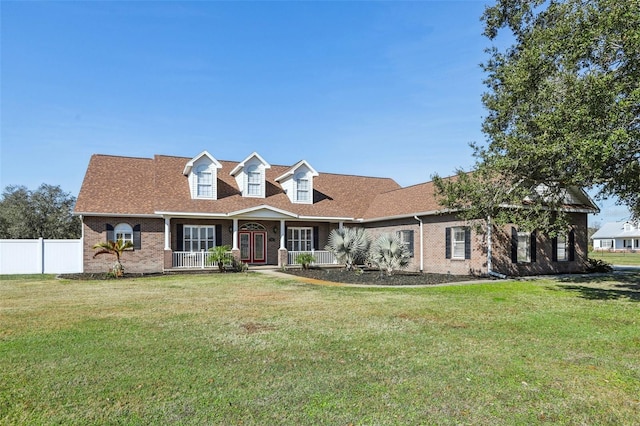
(183, 151, 223, 200)
(275, 160, 319, 204)
(230, 152, 271, 198)
(624, 222, 635, 232)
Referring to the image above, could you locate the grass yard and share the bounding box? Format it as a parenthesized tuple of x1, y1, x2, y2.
(590, 251, 640, 266)
(1, 272, 639, 425)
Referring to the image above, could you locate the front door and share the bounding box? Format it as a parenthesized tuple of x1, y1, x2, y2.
(239, 231, 266, 264)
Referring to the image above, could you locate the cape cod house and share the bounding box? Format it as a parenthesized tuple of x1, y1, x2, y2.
(592, 221, 640, 251)
(74, 151, 599, 276)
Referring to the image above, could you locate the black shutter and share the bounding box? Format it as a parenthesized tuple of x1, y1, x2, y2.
(568, 229, 575, 261)
(106, 223, 114, 242)
(464, 227, 471, 259)
(216, 225, 222, 247)
(530, 231, 537, 263)
(133, 224, 141, 250)
(313, 226, 319, 250)
(408, 230, 415, 258)
(551, 236, 558, 262)
(511, 227, 518, 263)
(176, 224, 183, 251)
(445, 227, 451, 259)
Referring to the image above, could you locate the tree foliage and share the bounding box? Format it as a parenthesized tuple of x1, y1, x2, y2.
(0, 184, 81, 239)
(440, 0, 639, 222)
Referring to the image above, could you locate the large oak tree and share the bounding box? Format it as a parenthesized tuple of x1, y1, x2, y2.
(436, 0, 639, 225)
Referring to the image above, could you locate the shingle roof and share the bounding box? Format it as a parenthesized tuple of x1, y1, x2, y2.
(591, 221, 640, 239)
(74, 154, 401, 219)
(74, 153, 600, 221)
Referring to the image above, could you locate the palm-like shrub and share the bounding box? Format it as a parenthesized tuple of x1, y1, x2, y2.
(93, 239, 134, 277)
(295, 253, 316, 270)
(207, 245, 232, 272)
(325, 227, 371, 270)
(369, 233, 410, 276)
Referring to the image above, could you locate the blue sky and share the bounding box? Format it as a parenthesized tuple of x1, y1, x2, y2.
(1, 1, 630, 224)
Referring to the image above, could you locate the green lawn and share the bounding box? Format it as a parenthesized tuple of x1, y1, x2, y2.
(590, 251, 640, 266)
(1, 272, 639, 425)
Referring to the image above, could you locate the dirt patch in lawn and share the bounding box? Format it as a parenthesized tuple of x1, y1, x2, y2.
(283, 268, 481, 286)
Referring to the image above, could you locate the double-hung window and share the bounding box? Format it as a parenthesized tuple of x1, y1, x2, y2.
(246, 165, 262, 196)
(452, 227, 466, 259)
(445, 227, 470, 259)
(184, 226, 215, 252)
(295, 173, 310, 202)
(517, 232, 531, 263)
(196, 165, 213, 198)
(288, 227, 313, 251)
(397, 230, 414, 257)
(556, 234, 568, 261)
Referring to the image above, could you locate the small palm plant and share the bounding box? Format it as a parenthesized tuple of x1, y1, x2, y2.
(207, 245, 232, 272)
(93, 239, 134, 277)
(369, 233, 410, 276)
(295, 252, 315, 270)
(325, 227, 371, 271)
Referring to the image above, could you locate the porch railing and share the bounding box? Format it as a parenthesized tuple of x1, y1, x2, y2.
(172, 251, 234, 269)
(288, 250, 337, 266)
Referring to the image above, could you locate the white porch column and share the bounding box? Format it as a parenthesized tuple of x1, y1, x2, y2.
(232, 218, 239, 250)
(279, 219, 286, 249)
(338, 221, 344, 230)
(164, 217, 171, 250)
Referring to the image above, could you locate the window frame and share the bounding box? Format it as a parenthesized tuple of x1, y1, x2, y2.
(287, 227, 313, 252)
(517, 231, 531, 263)
(183, 225, 216, 252)
(246, 164, 262, 197)
(452, 227, 466, 259)
(295, 172, 310, 203)
(397, 230, 414, 257)
(114, 223, 134, 245)
(556, 234, 568, 261)
(195, 164, 213, 198)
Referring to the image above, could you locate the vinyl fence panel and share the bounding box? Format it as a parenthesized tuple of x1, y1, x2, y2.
(0, 239, 83, 274)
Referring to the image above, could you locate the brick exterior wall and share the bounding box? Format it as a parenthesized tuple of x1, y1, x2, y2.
(83, 212, 590, 276)
(83, 216, 165, 274)
(491, 213, 588, 276)
(364, 215, 487, 275)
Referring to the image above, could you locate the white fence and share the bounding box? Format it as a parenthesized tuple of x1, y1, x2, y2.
(287, 250, 337, 266)
(172, 251, 234, 269)
(0, 239, 83, 274)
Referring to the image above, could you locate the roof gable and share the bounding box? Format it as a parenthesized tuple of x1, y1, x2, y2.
(182, 150, 222, 175)
(229, 152, 271, 176)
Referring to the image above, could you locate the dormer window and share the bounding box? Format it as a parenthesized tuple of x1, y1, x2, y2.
(295, 172, 310, 202)
(230, 152, 271, 199)
(196, 165, 213, 197)
(276, 160, 319, 204)
(247, 165, 262, 196)
(183, 151, 223, 200)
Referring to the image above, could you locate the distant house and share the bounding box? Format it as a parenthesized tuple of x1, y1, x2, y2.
(74, 151, 599, 276)
(591, 221, 640, 251)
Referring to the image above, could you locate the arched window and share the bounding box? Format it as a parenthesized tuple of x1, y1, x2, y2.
(114, 223, 133, 244)
(246, 164, 262, 196)
(295, 172, 310, 202)
(196, 164, 213, 197)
